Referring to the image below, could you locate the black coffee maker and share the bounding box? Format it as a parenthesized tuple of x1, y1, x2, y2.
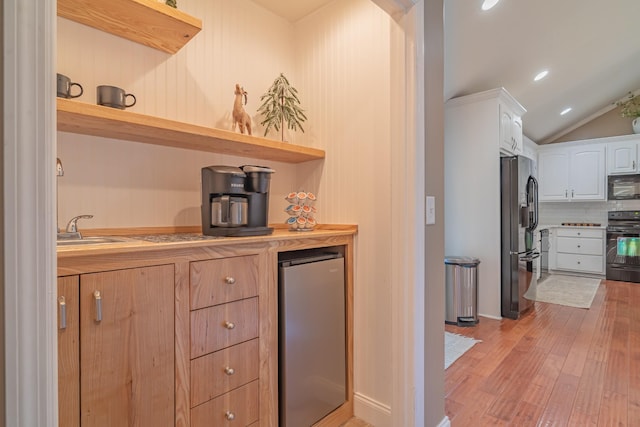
(201, 165, 275, 237)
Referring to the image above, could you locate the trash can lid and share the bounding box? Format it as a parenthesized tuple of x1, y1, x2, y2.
(444, 256, 480, 266)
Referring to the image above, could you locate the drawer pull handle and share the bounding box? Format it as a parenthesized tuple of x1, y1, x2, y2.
(577, 245, 581, 248)
(224, 321, 235, 330)
(225, 276, 236, 285)
(224, 366, 235, 375)
(94, 290, 102, 322)
(59, 296, 67, 330)
(225, 411, 235, 421)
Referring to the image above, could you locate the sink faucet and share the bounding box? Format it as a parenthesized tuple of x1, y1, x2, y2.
(57, 215, 94, 240)
(56, 158, 64, 233)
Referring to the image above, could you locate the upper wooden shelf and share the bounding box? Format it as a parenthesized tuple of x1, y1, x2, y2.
(57, 0, 202, 54)
(57, 99, 326, 164)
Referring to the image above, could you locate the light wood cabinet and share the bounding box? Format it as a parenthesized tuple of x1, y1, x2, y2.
(189, 256, 261, 425)
(58, 264, 175, 427)
(57, 228, 357, 426)
(58, 276, 80, 427)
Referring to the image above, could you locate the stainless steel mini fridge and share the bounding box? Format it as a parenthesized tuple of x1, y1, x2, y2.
(278, 251, 346, 427)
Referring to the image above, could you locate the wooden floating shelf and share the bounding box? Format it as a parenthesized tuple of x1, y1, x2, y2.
(57, 99, 326, 164)
(57, 0, 202, 54)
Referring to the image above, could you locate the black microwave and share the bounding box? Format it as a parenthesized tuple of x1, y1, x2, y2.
(608, 174, 640, 200)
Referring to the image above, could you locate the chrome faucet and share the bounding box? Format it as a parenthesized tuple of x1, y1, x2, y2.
(58, 215, 94, 240)
(56, 158, 64, 233)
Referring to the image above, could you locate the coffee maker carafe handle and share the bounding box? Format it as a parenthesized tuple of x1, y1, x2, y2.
(220, 195, 230, 224)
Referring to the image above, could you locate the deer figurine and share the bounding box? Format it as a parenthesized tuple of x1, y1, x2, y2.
(232, 84, 252, 135)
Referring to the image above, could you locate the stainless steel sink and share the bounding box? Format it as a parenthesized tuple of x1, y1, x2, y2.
(56, 236, 132, 246)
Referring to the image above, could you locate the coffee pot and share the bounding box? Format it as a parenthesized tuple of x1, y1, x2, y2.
(201, 165, 275, 237)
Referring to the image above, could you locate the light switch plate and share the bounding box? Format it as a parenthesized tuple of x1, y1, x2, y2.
(426, 196, 435, 225)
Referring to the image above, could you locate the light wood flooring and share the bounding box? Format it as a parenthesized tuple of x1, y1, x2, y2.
(445, 279, 640, 426)
(340, 418, 373, 427)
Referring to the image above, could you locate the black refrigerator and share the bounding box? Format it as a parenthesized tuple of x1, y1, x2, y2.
(500, 156, 539, 319)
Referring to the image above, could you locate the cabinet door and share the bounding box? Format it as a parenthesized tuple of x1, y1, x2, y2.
(538, 149, 569, 201)
(607, 141, 638, 174)
(569, 145, 606, 200)
(58, 276, 80, 427)
(80, 265, 175, 426)
(512, 116, 523, 155)
(500, 107, 514, 154)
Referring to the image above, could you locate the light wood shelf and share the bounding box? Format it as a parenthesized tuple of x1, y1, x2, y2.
(57, 99, 326, 163)
(57, 0, 202, 54)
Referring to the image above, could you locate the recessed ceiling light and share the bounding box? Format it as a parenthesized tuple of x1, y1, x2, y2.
(534, 70, 549, 81)
(560, 107, 572, 116)
(481, 0, 500, 11)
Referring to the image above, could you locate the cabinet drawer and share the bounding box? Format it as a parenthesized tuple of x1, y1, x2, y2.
(556, 228, 603, 239)
(191, 339, 259, 407)
(191, 297, 258, 358)
(556, 253, 603, 274)
(556, 237, 603, 256)
(190, 256, 259, 310)
(191, 381, 259, 427)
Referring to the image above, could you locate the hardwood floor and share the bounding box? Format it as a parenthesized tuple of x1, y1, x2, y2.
(340, 418, 373, 427)
(445, 279, 640, 426)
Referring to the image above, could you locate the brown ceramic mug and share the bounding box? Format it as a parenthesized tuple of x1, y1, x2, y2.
(57, 73, 83, 99)
(96, 85, 136, 109)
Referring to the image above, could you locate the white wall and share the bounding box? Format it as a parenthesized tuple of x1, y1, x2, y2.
(57, 0, 301, 229)
(57, 0, 404, 424)
(294, 0, 395, 419)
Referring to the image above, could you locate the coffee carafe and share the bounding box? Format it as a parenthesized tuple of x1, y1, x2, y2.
(201, 165, 275, 237)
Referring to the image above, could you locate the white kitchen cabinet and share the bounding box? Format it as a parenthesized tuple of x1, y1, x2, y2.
(607, 138, 640, 174)
(551, 227, 605, 274)
(538, 143, 606, 201)
(500, 105, 524, 156)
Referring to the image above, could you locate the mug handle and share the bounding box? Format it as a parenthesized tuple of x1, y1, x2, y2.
(124, 93, 136, 108)
(69, 82, 83, 99)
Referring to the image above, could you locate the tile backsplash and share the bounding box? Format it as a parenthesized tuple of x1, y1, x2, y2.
(539, 200, 640, 226)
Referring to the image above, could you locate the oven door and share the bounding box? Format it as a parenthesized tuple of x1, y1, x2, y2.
(606, 229, 640, 282)
(608, 174, 640, 200)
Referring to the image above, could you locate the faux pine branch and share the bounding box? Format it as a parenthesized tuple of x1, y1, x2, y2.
(258, 73, 307, 140)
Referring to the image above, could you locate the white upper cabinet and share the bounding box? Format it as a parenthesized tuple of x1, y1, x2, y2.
(607, 137, 640, 174)
(539, 149, 570, 200)
(538, 143, 606, 201)
(499, 101, 524, 156)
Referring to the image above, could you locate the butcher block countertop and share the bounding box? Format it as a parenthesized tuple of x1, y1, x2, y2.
(57, 224, 358, 275)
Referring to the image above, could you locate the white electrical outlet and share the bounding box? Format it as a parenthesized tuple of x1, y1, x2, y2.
(426, 196, 435, 225)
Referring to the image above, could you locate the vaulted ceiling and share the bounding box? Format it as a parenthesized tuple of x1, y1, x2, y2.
(252, 0, 640, 144)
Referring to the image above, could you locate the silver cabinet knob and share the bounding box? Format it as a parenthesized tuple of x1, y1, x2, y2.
(224, 321, 235, 330)
(224, 276, 236, 285)
(224, 366, 235, 375)
(225, 411, 235, 421)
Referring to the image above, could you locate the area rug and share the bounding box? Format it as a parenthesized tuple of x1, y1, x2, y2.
(524, 274, 600, 309)
(445, 332, 481, 369)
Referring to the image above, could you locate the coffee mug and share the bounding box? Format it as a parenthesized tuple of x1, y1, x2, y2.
(57, 73, 83, 99)
(96, 85, 136, 109)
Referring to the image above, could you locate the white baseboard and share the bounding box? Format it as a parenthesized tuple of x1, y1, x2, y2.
(437, 415, 452, 427)
(354, 393, 452, 427)
(354, 392, 391, 427)
(478, 313, 502, 321)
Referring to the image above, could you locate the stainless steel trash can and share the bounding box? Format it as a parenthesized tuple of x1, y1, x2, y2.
(445, 256, 480, 326)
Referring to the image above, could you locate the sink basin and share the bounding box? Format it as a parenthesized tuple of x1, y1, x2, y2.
(56, 236, 132, 246)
